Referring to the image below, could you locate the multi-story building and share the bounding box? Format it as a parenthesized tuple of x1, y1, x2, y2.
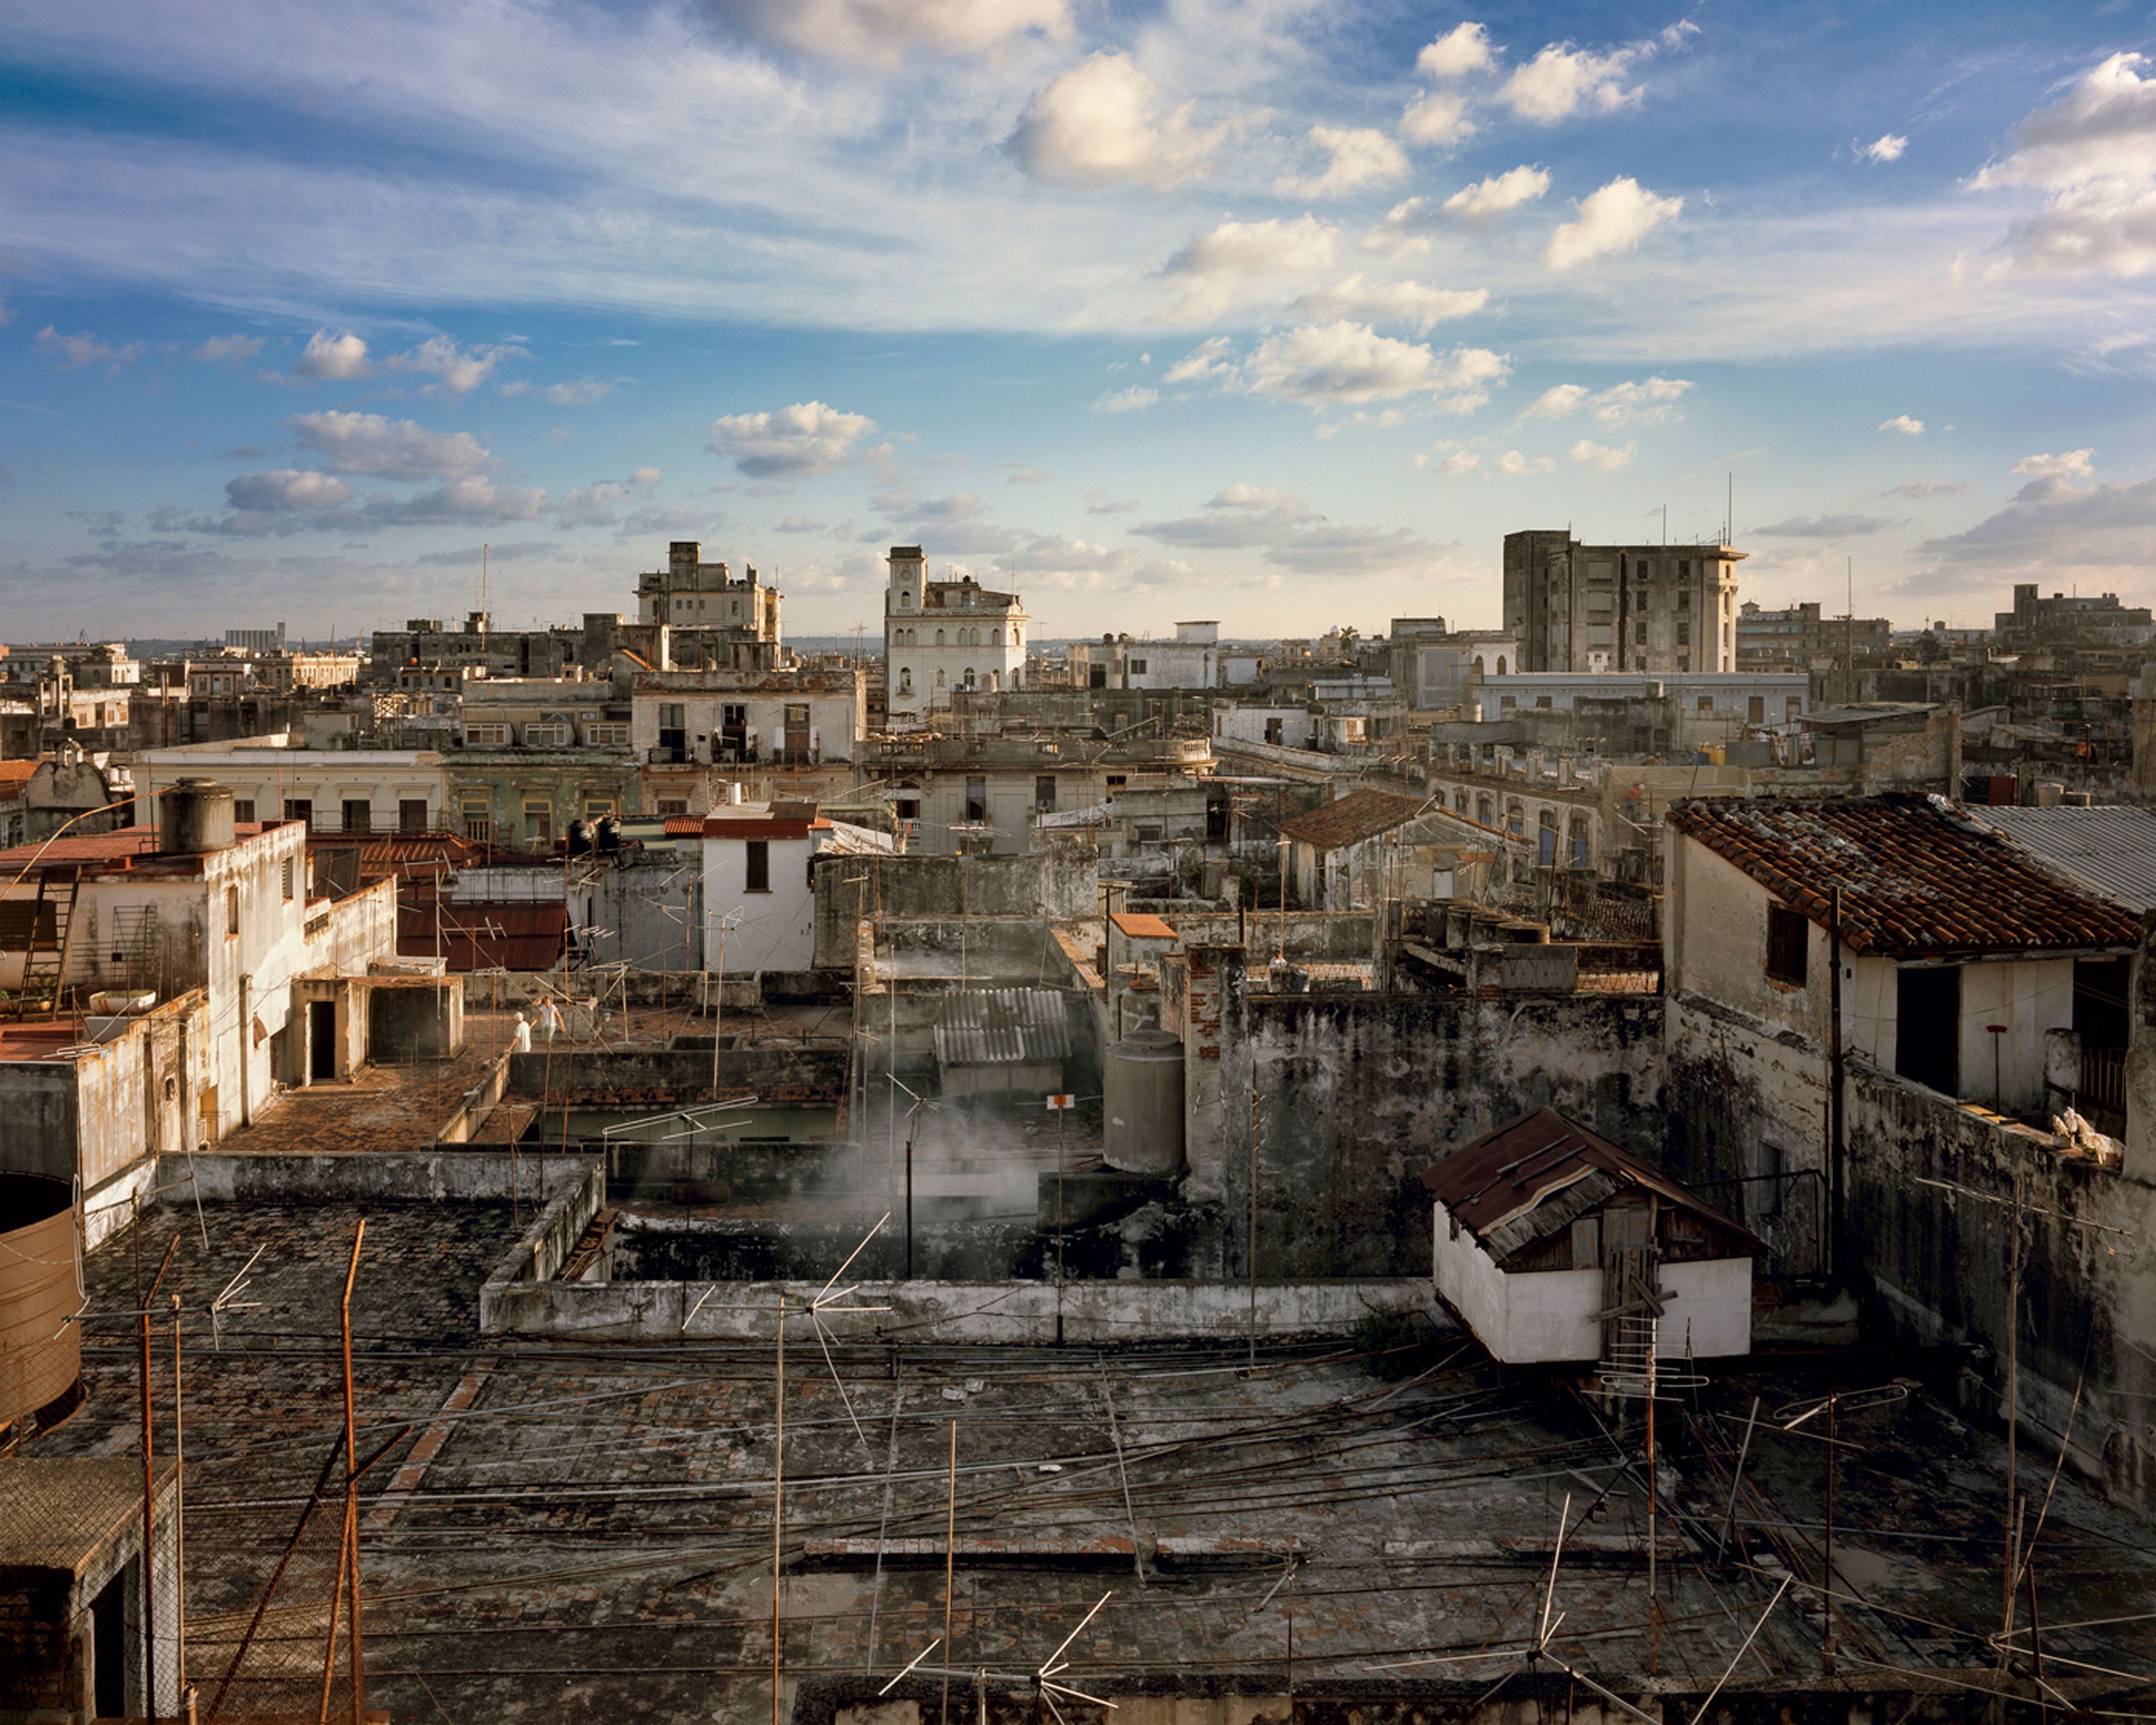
(133, 741, 449, 834)
(1736, 602, 1891, 669)
(636, 541, 783, 672)
(1068, 622, 1222, 691)
(1503, 531, 1744, 676)
(1994, 583, 2155, 652)
(883, 546, 1028, 725)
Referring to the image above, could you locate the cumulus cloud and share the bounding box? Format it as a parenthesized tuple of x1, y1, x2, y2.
(1751, 513, 1898, 537)
(1289, 276, 1488, 334)
(36, 326, 143, 371)
(1135, 485, 1445, 576)
(1443, 165, 1552, 222)
(194, 334, 264, 364)
(1093, 385, 1158, 413)
(287, 410, 492, 481)
(706, 401, 879, 477)
(1901, 470, 2156, 595)
(1521, 376, 1691, 426)
(1568, 438, 1634, 469)
(1418, 22, 1496, 81)
(1495, 450, 1554, 476)
(1501, 42, 1643, 122)
(1438, 450, 1482, 477)
(775, 514, 825, 532)
(1240, 322, 1508, 409)
(1163, 336, 1237, 384)
(710, 0, 1068, 62)
(292, 328, 371, 381)
(1277, 125, 1409, 198)
(387, 335, 522, 395)
(1879, 414, 1925, 435)
(362, 478, 548, 525)
(1009, 52, 1219, 189)
(1400, 92, 1475, 148)
(1975, 53, 2156, 276)
(1362, 198, 1436, 255)
(1158, 215, 1336, 320)
(1883, 480, 1970, 498)
(2012, 448, 2095, 479)
(1545, 176, 1682, 269)
(223, 469, 357, 512)
(1863, 134, 1908, 164)
(874, 490, 1018, 553)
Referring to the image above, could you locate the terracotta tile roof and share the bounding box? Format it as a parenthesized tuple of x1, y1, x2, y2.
(1666, 792, 2140, 958)
(1276, 788, 1428, 852)
(1421, 1107, 1760, 1261)
(1110, 911, 1178, 940)
(0, 761, 38, 796)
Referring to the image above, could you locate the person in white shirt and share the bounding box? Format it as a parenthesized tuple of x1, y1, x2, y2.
(510, 1011, 532, 1053)
(535, 1000, 564, 1046)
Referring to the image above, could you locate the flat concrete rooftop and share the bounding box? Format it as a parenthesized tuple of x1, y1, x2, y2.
(28, 1197, 2156, 1721)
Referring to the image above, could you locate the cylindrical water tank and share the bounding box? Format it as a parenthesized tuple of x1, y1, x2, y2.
(1103, 1029, 1185, 1176)
(0, 1172, 81, 1432)
(159, 779, 237, 854)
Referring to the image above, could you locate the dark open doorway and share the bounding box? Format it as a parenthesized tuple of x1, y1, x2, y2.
(1895, 964, 1960, 1097)
(91, 1567, 126, 1719)
(309, 998, 337, 1081)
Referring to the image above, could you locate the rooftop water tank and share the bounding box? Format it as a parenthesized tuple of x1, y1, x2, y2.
(1103, 1029, 1185, 1177)
(0, 1172, 81, 1438)
(158, 779, 237, 855)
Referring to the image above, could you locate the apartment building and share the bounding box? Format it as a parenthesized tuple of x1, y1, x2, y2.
(883, 545, 1028, 725)
(1503, 530, 1744, 675)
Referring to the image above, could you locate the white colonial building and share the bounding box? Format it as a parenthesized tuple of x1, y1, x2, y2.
(883, 546, 1028, 727)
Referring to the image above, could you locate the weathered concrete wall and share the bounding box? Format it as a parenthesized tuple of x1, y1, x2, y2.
(482, 1270, 1439, 1344)
(175, 1149, 595, 1206)
(1180, 944, 1664, 1278)
(505, 1044, 848, 1101)
(814, 842, 1097, 968)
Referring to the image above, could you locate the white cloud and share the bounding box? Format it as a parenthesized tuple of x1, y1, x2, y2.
(223, 469, 355, 512)
(1899, 471, 2156, 599)
(1093, 385, 1158, 413)
(1975, 53, 2156, 276)
(1289, 275, 1488, 334)
(1879, 414, 1925, 435)
(1438, 450, 1482, 477)
(1568, 437, 1634, 468)
(555, 481, 631, 526)
(2012, 448, 2095, 478)
(291, 328, 371, 381)
(1399, 91, 1475, 148)
(628, 466, 661, 487)
(1158, 215, 1336, 320)
(1752, 512, 1897, 537)
(1442, 165, 1551, 222)
(1495, 450, 1554, 476)
(1241, 321, 1508, 409)
(503, 376, 617, 405)
(1134, 486, 1445, 574)
(705, 401, 879, 477)
(1521, 377, 1689, 427)
(1418, 22, 1496, 82)
(387, 334, 522, 395)
(710, 0, 1068, 62)
(286, 410, 492, 481)
(1362, 197, 1435, 255)
(775, 514, 825, 532)
(362, 477, 548, 524)
(1009, 52, 1219, 190)
(1545, 176, 1682, 269)
(1501, 42, 1644, 123)
(1163, 335, 1236, 384)
(1863, 134, 1907, 164)
(1277, 126, 1409, 198)
(35, 326, 143, 370)
(194, 334, 264, 364)
(1883, 480, 1970, 499)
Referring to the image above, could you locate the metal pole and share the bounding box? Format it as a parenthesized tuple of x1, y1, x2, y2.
(772, 1300, 784, 1725)
(1822, 1392, 1837, 1673)
(171, 1293, 186, 1699)
(1718, 1395, 1761, 1561)
(942, 1421, 958, 1725)
(1055, 1106, 1066, 1349)
(1248, 1085, 1259, 1367)
(339, 1221, 366, 1725)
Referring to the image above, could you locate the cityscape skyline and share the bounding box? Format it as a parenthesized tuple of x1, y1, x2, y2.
(5, 1, 2155, 640)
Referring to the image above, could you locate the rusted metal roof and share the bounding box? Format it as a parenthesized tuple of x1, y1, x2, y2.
(933, 988, 1073, 1067)
(397, 900, 567, 971)
(1665, 792, 2140, 959)
(1421, 1107, 1758, 1262)
(1276, 788, 1428, 852)
(1111, 911, 1179, 940)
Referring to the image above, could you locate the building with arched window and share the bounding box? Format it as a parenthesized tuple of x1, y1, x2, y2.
(883, 546, 1028, 726)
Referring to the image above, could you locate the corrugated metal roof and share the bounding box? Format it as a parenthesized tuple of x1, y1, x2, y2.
(1421, 1107, 1761, 1263)
(1980, 805, 2156, 911)
(933, 988, 1074, 1067)
(1276, 788, 1428, 852)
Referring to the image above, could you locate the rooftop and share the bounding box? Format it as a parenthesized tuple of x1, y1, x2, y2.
(1276, 788, 1429, 852)
(1979, 804, 2156, 911)
(1665, 792, 2142, 957)
(1109, 910, 1179, 941)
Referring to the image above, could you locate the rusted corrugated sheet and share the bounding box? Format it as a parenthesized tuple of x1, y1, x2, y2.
(398, 900, 567, 971)
(0, 1173, 80, 1428)
(934, 988, 1074, 1067)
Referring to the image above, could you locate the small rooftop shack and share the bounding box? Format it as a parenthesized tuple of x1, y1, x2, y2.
(1665, 792, 2139, 1116)
(1423, 1108, 1759, 1365)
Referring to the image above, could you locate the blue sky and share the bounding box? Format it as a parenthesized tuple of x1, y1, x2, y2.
(4, 0, 2155, 643)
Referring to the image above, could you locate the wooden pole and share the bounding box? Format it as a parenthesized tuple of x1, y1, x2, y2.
(139, 1229, 179, 1717)
(772, 1300, 784, 1725)
(339, 1222, 366, 1725)
(171, 1293, 186, 1699)
(942, 1421, 957, 1725)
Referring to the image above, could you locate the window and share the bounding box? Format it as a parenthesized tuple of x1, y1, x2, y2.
(1506, 804, 1524, 836)
(341, 798, 371, 833)
(1500, 696, 1517, 714)
(1697, 696, 1714, 712)
(281, 857, 295, 901)
(400, 799, 429, 833)
(226, 885, 240, 937)
(1676, 620, 1691, 646)
(1634, 620, 1647, 644)
(897, 668, 913, 695)
(659, 702, 686, 729)
(232, 798, 256, 824)
(1677, 588, 1691, 610)
(461, 798, 492, 843)
(1765, 904, 1808, 986)
(524, 723, 572, 747)
(1035, 775, 1057, 813)
(1536, 696, 1552, 710)
(1570, 818, 1589, 868)
(1477, 795, 1493, 825)
(1128, 658, 1147, 674)
(284, 798, 313, 829)
(1787, 696, 1802, 722)
(896, 796, 920, 822)
(1538, 810, 1557, 867)
(523, 800, 552, 848)
(464, 723, 509, 746)
(964, 777, 988, 823)
(744, 839, 770, 892)
(657, 798, 689, 818)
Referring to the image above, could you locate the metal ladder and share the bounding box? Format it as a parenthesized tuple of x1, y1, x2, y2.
(15, 865, 83, 1019)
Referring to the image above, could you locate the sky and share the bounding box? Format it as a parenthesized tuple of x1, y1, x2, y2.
(4, 1, 2156, 646)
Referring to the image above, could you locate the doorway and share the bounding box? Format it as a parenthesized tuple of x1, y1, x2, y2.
(1895, 965, 1960, 1097)
(309, 999, 337, 1082)
(91, 1567, 127, 1719)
